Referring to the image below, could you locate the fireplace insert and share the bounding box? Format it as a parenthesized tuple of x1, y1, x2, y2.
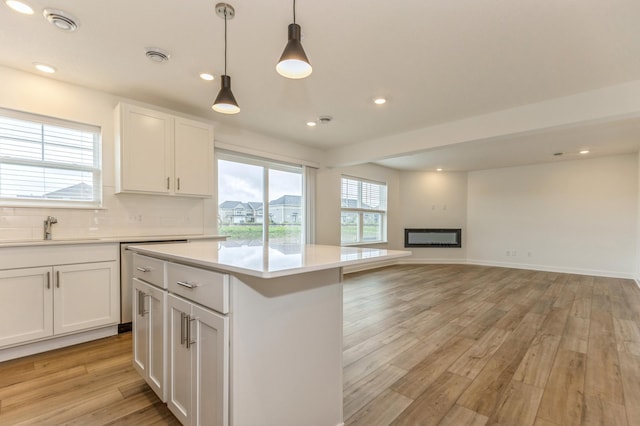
(404, 228, 462, 248)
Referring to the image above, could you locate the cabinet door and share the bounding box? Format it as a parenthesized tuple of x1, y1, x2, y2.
(0, 267, 53, 347)
(167, 294, 193, 425)
(174, 118, 213, 197)
(192, 304, 229, 426)
(119, 104, 174, 194)
(146, 282, 167, 401)
(53, 261, 119, 335)
(132, 278, 149, 377)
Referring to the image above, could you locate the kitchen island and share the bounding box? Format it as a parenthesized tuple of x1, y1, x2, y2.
(127, 240, 409, 426)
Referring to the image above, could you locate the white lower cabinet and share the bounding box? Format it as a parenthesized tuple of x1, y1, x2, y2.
(167, 293, 229, 426)
(132, 277, 167, 401)
(53, 262, 119, 334)
(0, 267, 53, 347)
(0, 261, 119, 349)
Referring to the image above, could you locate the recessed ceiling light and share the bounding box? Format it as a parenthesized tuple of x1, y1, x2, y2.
(579, 150, 590, 154)
(373, 97, 387, 105)
(199, 73, 214, 81)
(306, 121, 317, 127)
(436, 168, 443, 172)
(33, 63, 56, 73)
(43, 8, 79, 32)
(5, 0, 34, 15)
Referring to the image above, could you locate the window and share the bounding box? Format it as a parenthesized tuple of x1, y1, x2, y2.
(341, 176, 387, 244)
(0, 108, 102, 207)
(217, 151, 308, 245)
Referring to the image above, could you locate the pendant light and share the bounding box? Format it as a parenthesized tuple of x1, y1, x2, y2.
(212, 3, 240, 114)
(276, 0, 312, 79)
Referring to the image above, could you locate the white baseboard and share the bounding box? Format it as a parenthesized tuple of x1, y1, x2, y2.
(396, 258, 466, 265)
(343, 256, 634, 280)
(0, 325, 118, 362)
(465, 259, 634, 279)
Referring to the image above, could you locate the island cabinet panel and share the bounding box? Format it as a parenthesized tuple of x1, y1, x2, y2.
(229, 269, 344, 426)
(167, 293, 229, 426)
(133, 277, 167, 401)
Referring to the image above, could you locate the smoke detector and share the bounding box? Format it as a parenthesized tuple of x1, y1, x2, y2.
(145, 47, 171, 63)
(43, 8, 79, 32)
(319, 115, 333, 124)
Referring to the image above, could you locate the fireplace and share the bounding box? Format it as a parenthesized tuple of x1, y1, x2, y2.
(404, 228, 462, 248)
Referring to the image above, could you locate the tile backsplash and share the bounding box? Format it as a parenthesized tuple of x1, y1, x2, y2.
(0, 185, 208, 241)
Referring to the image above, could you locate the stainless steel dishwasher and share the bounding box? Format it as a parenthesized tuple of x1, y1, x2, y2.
(119, 240, 187, 330)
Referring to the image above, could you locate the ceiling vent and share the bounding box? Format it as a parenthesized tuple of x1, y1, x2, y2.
(43, 8, 79, 32)
(145, 47, 171, 63)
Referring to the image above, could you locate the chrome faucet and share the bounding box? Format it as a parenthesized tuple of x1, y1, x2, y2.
(44, 216, 57, 240)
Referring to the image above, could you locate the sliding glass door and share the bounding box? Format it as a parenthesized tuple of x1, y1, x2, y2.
(217, 151, 305, 246)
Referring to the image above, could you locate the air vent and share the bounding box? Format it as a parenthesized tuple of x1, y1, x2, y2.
(145, 47, 171, 63)
(43, 8, 79, 32)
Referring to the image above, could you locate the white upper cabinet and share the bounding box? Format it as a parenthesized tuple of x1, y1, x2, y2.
(174, 118, 214, 197)
(115, 103, 214, 197)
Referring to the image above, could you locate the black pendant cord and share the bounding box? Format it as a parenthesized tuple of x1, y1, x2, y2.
(293, 0, 296, 24)
(224, 8, 228, 75)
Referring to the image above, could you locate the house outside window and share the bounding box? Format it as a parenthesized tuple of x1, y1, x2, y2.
(217, 151, 305, 245)
(0, 108, 102, 207)
(341, 176, 387, 245)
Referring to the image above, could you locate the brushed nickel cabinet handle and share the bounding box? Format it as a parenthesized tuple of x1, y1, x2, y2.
(167, 177, 170, 190)
(186, 315, 195, 349)
(177, 177, 180, 191)
(136, 267, 149, 273)
(176, 281, 197, 289)
(180, 312, 187, 346)
(56, 270, 60, 288)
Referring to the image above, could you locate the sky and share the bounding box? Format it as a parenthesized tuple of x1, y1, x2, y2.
(217, 159, 302, 205)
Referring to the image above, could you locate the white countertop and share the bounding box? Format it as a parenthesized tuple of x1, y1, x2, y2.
(0, 234, 226, 248)
(128, 241, 411, 278)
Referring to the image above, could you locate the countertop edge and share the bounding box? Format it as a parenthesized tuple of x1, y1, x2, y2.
(127, 245, 411, 279)
(0, 235, 227, 248)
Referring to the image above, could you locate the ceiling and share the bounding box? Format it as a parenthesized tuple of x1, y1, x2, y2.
(1, 0, 640, 170)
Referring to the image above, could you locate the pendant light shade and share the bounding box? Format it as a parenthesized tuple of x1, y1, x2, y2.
(212, 75, 240, 114)
(212, 3, 240, 114)
(276, 1, 312, 79)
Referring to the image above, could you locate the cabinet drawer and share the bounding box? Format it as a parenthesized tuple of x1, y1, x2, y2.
(167, 262, 228, 314)
(133, 254, 166, 289)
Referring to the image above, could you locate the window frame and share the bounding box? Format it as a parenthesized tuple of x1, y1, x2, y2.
(216, 150, 309, 243)
(0, 107, 102, 208)
(340, 175, 388, 245)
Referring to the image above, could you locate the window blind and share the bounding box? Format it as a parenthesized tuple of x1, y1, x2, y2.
(0, 109, 101, 206)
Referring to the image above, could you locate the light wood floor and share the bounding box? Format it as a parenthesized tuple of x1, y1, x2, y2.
(343, 264, 640, 426)
(1, 264, 639, 425)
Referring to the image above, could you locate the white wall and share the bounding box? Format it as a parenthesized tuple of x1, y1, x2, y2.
(399, 171, 468, 262)
(466, 154, 638, 278)
(637, 151, 640, 282)
(316, 163, 401, 249)
(0, 65, 321, 241)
